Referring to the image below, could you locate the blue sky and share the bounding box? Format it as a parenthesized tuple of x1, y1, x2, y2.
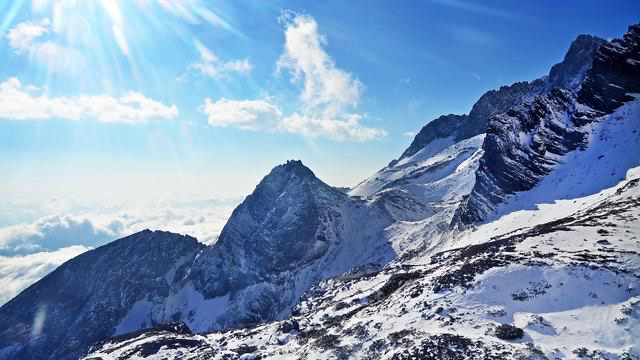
(1, 0, 639, 201)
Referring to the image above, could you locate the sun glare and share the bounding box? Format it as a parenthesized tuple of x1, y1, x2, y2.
(0, 0, 242, 92)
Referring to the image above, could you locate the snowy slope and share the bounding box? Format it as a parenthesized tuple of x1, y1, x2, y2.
(92, 161, 398, 338)
(82, 170, 640, 360)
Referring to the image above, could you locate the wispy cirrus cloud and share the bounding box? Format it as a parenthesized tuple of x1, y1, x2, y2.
(186, 41, 252, 79)
(199, 12, 386, 142)
(447, 24, 500, 48)
(429, 0, 534, 22)
(0, 77, 178, 124)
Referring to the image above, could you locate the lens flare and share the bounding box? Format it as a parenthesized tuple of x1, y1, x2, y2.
(30, 303, 47, 339)
(1, 0, 244, 94)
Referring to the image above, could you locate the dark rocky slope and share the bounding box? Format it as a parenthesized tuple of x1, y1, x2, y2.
(0, 231, 203, 360)
(456, 24, 640, 225)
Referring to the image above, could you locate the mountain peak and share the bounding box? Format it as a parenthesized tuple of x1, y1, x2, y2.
(547, 33, 605, 90)
(280, 159, 313, 174)
(260, 159, 319, 187)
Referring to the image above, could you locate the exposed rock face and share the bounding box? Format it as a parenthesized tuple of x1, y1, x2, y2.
(548, 34, 605, 91)
(354, 33, 605, 222)
(396, 114, 467, 164)
(0, 231, 204, 360)
(578, 24, 640, 113)
(454, 89, 589, 224)
(455, 25, 639, 225)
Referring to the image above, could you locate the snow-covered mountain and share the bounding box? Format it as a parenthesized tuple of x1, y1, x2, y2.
(83, 165, 640, 359)
(1, 24, 639, 360)
(0, 161, 396, 360)
(350, 33, 605, 200)
(0, 231, 204, 360)
(169, 160, 395, 331)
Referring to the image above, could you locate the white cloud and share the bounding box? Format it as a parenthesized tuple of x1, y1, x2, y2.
(188, 42, 252, 79)
(6, 19, 50, 54)
(403, 131, 417, 138)
(0, 77, 178, 124)
(0, 246, 89, 305)
(280, 113, 386, 142)
(277, 12, 363, 117)
(0, 214, 121, 256)
(0, 194, 239, 305)
(200, 97, 281, 129)
(6, 19, 87, 74)
(199, 12, 386, 142)
(0, 195, 240, 256)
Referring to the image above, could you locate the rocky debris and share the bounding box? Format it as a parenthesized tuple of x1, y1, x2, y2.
(234, 344, 258, 355)
(390, 333, 500, 360)
(103, 321, 193, 346)
(494, 324, 525, 341)
(368, 272, 423, 303)
(279, 320, 299, 334)
(511, 281, 553, 301)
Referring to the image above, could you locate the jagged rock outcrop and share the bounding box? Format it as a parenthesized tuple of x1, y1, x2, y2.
(0, 231, 204, 360)
(354, 33, 605, 213)
(548, 34, 605, 91)
(456, 24, 639, 225)
(454, 89, 588, 224)
(578, 24, 640, 113)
